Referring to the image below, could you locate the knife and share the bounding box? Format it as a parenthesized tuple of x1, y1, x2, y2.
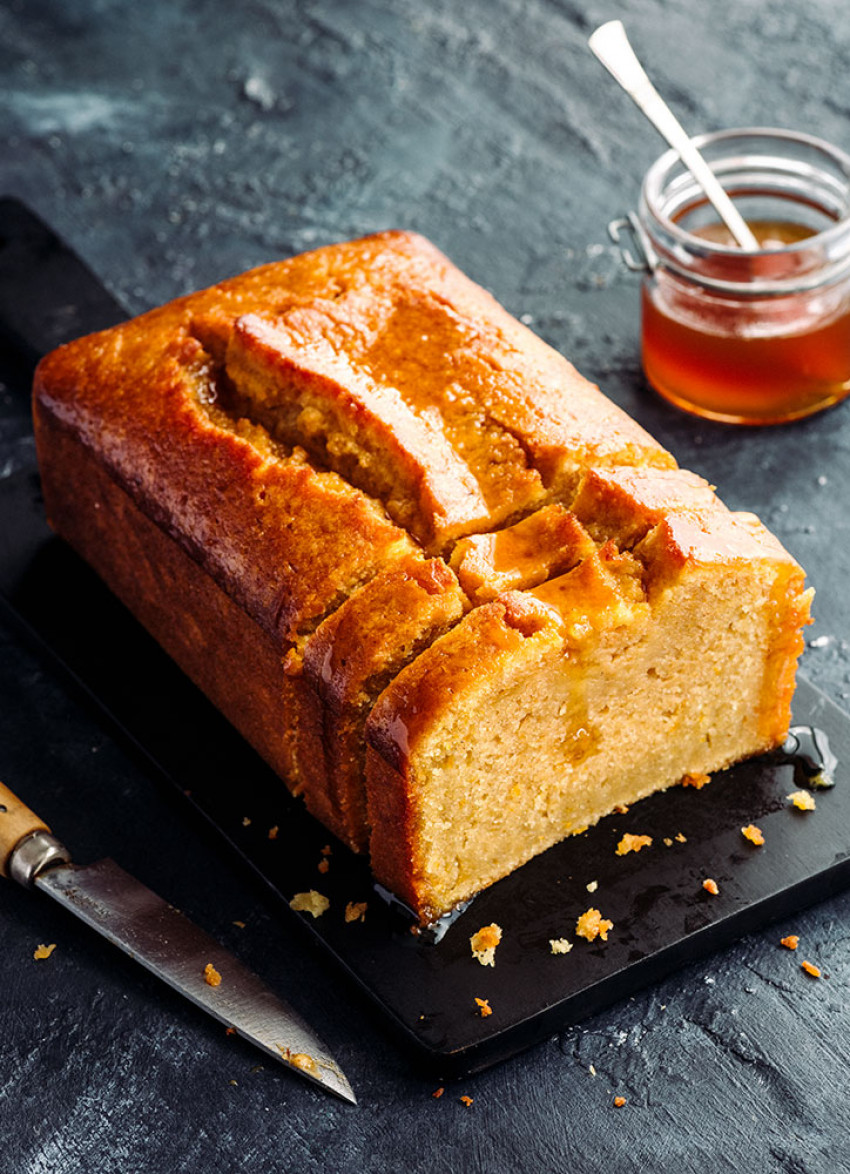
(0, 779, 356, 1104)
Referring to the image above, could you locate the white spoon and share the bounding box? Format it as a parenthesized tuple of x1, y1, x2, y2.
(589, 20, 760, 251)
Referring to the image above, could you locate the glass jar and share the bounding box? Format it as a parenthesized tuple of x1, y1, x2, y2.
(610, 128, 850, 424)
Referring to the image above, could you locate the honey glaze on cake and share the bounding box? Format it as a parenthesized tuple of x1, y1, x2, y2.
(32, 230, 813, 926)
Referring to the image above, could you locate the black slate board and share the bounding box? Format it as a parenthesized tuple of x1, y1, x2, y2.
(2, 199, 849, 1078)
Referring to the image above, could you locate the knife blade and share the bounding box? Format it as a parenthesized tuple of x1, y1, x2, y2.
(0, 780, 356, 1104)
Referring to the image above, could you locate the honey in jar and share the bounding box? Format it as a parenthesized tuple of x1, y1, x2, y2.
(614, 129, 850, 424)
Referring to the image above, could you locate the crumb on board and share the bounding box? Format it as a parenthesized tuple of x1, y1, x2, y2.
(203, 962, 222, 987)
(242, 816, 251, 827)
(344, 901, 368, 923)
(576, 908, 613, 943)
(33, 943, 56, 961)
(268, 825, 279, 840)
(470, 923, 502, 966)
(432, 1087, 444, 1099)
(741, 824, 765, 846)
(801, 960, 821, 978)
(616, 833, 652, 856)
(682, 771, 711, 789)
(317, 857, 330, 874)
(781, 935, 799, 950)
(675, 833, 687, 843)
(289, 890, 330, 918)
(321, 844, 332, 856)
(614, 1096, 627, 1108)
(232, 920, 246, 929)
(460, 1095, 474, 1107)
(550, 938, 574, 955)
(663, 837, 673, 847)
(787, 791, 816, 811)
(702, 878, 719, 896)
(475, 997, 493, 1018)
(226, 1026, 236, 1036)
(586, 880, 598, 893)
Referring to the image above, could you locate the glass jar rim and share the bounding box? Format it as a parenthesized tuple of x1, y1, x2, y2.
(637, 127, 850, 294)
(642, 126, 850, 255)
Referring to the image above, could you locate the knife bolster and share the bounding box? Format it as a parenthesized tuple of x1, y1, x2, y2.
(6, 831, 71, 887)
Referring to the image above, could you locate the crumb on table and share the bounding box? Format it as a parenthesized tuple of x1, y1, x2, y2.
(614, 1096, 627, 1108)
(787, 791, 816, 811)
(801, 960, 821, 978)
(780, 935, 799, 950)
(344, 900, 368, 923)
(474, 997, 493, 1017)
(702, 878, 719, 896)
(33, 943, 56, 961)
(459, 1095, 474, 1107)
(741, 824, 765, 846)
(432, 1087, 444, 1099)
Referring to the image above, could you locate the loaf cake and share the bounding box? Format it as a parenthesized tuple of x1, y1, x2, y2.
(32, 230, 812, 925)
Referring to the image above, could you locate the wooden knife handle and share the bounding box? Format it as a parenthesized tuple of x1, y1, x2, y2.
(0, 780, 51, 879)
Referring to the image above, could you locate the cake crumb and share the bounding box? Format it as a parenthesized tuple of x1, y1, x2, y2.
(663, 837, 673, 847)
(290, 890, 330, 918)
(460, 1095, 474, 1107)
(470, 923, 502, 966)
(432, 1087, 444, 1099)
(344, 901, 368, 923)
(576, 908, 613, 942)
(203, 962, 222, 987)
(801, 960, 821, 978)
(268, 825, 279, 840)
(682, 772, 711, 789)
(475, 997, 493, 1018)
(675, 833, 687, 843)
(226, 1026, 236, 1036)
(586, 880, 598, 893)
(242, 816, 251, 827)
(321, 844, 332, 856)
(290, 1053, 320, 1077)
(317, 857, 330, 874)
(33, 943, 56, 961)
(702, 878, 719, 896)
(589, 1064, 597, 1076)
(787, 791, 816, 811)
(616, 833, 652, 856)
(614, 1096, 627, 1108)
(232, 920, 246, 928)
(550, 938, 574, 955)
(741, 824, 765, 846)
(781, 935, 799, 950)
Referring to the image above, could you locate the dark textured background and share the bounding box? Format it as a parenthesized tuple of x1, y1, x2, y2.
(2, 1, 850, 1170)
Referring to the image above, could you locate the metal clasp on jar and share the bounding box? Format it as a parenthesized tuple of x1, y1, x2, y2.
(608, 212, 658, 274)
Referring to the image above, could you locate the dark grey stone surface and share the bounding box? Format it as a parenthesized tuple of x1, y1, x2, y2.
(2, 1, 850, 1170)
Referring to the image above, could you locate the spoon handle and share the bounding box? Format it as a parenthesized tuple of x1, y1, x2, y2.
(589, 21, 759, 251)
